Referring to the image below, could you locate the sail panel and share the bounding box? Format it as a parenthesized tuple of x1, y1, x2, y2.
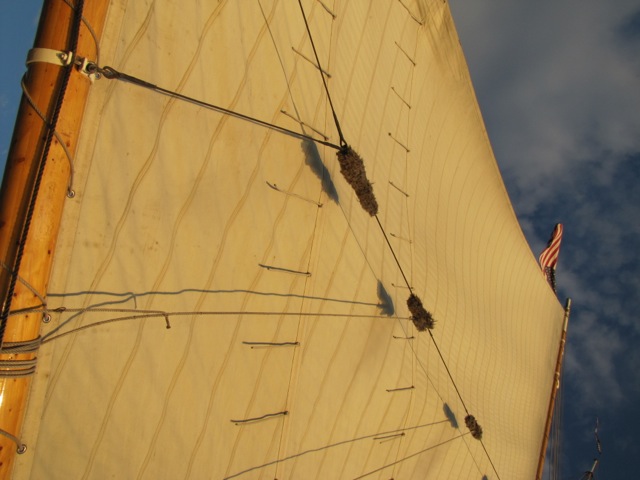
(14, 1, 564, 479)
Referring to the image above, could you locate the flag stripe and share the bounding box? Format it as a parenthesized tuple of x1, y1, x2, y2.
(539, 224, 563, 269)
(539, 224, 563, 292)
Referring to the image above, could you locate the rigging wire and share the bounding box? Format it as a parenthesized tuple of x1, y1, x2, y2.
(0, 260, 46, 308)
(292, 2, 499, 476)
(223, 419, 450, 479)
(352, 433, 467, 480)
(88, 65, 341, 151)
(39, 287, 389, 340)
(6, 4, 501, 477)
(62, 0, 101, 66)
(375, 215, 413, 293)
(20, 76, 76, 197)
(9, 306, 408, 346)
(0, 4, 558, 480)
(296, 0, 345, 146)
(392, 317, 493, 479)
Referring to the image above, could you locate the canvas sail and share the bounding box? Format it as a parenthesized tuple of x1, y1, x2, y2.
(7, 0, 564, 478)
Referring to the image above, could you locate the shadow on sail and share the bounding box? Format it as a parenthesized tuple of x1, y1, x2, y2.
(48, 288, 381, 309)
(443, 403, 459, 429)
(301, 138, 339, 204)
(376, 280, 395, 316)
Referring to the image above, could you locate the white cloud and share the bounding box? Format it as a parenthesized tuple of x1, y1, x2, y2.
(564, 310, 627, 409)
(450, 0, 640, 213)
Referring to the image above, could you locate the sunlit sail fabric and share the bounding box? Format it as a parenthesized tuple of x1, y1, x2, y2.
(14, 1, 564, 478)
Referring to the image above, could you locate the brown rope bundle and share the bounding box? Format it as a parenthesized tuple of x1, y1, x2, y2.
(337, 145, 378, 216)
(465, 414, 483, 440)
(407, 294, 434, 331)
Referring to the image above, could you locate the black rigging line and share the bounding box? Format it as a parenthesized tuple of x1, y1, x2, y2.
(89, 65, 340, 151)
(296, 0, 345, 146)
(374, 215, 413, 293)
(292, 3, 500, 477)
(77, 6, 502, 476)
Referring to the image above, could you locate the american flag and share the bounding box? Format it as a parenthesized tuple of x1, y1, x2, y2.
(539, 223, 563, 291)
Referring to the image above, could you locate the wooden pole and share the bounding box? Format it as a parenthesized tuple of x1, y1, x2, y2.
(0, 0, 108, 476)
(535, 298, 571, 480)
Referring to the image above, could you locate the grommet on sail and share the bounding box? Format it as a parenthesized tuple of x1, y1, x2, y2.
(0, 1, 569, 478)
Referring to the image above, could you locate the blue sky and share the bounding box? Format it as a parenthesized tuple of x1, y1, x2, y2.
(1, 2, 639, 479)
(0, 1, 41, 162)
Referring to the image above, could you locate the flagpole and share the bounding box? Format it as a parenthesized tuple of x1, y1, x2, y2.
(536, 298, 571, 480)
(583, 458, 599, 479)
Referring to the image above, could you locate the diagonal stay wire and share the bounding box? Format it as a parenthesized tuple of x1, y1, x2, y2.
(0, 261, 46, 307)
(352, 433, 467, 479)
(224, 419, 449, 479)
(374, 215, 413, 293)
(377, 204, 498, 474)
(20, 76, 76, 196)
(89, 12, 502, 476)
(392, 317, 488, 478)
(90, 65, 340, 151)
(296, 0, 345, 146)
(294, 2, 500, 476)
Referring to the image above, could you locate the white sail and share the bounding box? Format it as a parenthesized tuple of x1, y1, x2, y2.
(11, 0, 564, 478)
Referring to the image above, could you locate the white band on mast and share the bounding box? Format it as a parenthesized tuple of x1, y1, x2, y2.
(26, 48, 74, 67)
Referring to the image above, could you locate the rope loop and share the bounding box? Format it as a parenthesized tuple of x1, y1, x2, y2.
(0, 428, 27, 454)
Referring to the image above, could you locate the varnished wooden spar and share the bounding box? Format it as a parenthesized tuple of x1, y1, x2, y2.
(535, 298, 572, 480)
(0, 0, 108, 476)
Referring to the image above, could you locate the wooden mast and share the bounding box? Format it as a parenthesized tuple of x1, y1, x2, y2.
(0, 0, 108, 476)
(535, 297, 571, 480)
